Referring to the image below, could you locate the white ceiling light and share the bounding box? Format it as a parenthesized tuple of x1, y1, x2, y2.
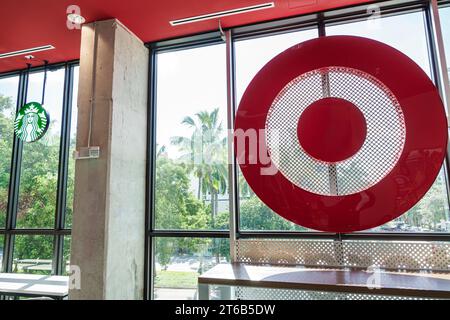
(0, 45, 55, 59)
(67, 13, 86, 25)
(170, 2, 275, 26)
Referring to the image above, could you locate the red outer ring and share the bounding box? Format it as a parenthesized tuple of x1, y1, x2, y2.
(235, 36, 448, 232)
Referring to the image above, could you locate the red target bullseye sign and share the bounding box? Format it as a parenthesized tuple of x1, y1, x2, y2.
(235, 36, 448, 232)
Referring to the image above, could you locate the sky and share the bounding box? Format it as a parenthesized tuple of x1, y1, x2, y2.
(0, 76, 19, 111)
(326, 11, 431, 76)
(441, 6, 450, 79)
(156, 44, 228, 158)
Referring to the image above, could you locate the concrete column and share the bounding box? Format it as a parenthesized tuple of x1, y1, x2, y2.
(69, 19, 148, 300)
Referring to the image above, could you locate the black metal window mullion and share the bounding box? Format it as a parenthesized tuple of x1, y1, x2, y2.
(1, 229, 70, 236)
(229, 35, 241, 243)
(424, 2, 445, 104)
(145, 45, 158, 300)
(317, 13, 326, 37)
(149, 230, 230, 238)
(318, 13, 343, 242)
(52, 63, 75, 275)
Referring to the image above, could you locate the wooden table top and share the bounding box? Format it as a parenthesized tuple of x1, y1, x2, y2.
(0, 273, 69, 298)
(198, 263, 450, 298)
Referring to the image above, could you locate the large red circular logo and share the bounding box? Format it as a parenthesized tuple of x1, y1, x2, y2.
(235, 36, 447, 232)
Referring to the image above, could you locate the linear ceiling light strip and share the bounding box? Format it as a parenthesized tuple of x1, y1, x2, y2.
(0, 45, 55, 59)
(170, 2, 275, 26)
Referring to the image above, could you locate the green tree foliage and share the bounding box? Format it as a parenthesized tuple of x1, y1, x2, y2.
(170, 108, 228, 221)
(12, 235, 53, 273)
(169, 108, 230, 264)
(239, 196, 307, 231)
(155, 151, 212, 269)
(17, 147, 59, 229)
(155, 153, 210, 230)
(392, 174, 450, 232)
(14, 117, 61, 264)
(0, 95, 15, 227)
(0, 93, 66, 273)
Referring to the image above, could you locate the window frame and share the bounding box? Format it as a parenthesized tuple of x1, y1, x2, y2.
(0, 60, 78, 278)
(146, 0, 450, 300)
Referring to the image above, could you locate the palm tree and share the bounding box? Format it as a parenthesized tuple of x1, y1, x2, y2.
(171, 108, 228, 223)
(156, 144, 167, 158)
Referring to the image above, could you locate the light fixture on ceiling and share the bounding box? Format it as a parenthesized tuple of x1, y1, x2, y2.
(0, 45, 55, 59)
(67, 13, 86, 25)
(170, 2, 275, 26)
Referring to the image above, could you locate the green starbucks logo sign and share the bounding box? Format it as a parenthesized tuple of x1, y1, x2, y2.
(14, 102, 50, 143)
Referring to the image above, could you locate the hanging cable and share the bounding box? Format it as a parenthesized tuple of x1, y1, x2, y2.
(24, 63, 32, 105)
(41, 60, 49, 105)
(218, 20, 226, 42)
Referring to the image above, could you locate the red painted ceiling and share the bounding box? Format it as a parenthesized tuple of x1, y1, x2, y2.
(0, 0, 372, 73)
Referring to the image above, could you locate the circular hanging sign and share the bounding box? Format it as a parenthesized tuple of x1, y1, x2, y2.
(235, 36, 448, 233)
(14, 102, 50, 143)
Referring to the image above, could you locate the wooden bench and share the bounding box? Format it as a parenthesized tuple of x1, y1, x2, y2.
(0, 273, 69, 299)
(198, 263, 450, 300)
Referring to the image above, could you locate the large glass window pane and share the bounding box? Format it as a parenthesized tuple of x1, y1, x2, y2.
(17, 68, 65, 229)
(154, 237, 230, 300)
(155, 44, 229, 230)
(326, 11, 431, 76)
(12, 235, 53, 274)
(65, 66, 79, 228)
(235, 29, 317, 231)
(0, 75, 19, 228)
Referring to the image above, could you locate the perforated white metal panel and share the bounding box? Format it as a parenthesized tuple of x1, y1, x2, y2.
(265, 67, 405, 196)
(236, 239, 450, 271)
(343, 240, 450, 271)
(237, 239, 342, 267)
(235, 287, 434, 300)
